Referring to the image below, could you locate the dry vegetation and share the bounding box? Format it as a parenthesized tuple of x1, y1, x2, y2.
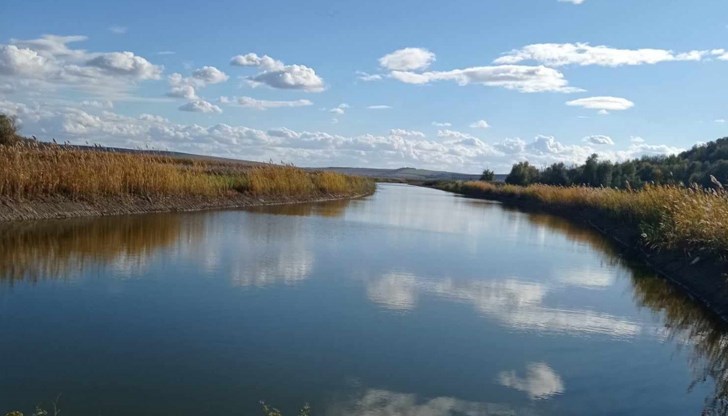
(439, 181, 728, 257)
(0, 141, 374, 201)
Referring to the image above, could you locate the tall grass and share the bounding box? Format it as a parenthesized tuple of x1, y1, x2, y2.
(439, 181, 728, 257)
(0, 142, 374, 200)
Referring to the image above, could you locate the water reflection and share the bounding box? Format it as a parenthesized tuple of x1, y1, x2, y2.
(630, 268, 728, 415)
(366, 274, 641, 338)
(244, 198, 352, 217)
(0, 215, 203, 284)
(497, 362, 565, 400)
(4, 185, 728, 414)
(327, 388, 516, 416)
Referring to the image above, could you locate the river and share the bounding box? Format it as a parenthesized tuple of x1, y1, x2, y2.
(1, 183, 727, 415)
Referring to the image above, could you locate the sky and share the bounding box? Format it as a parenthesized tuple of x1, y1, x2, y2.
(1, 0, 727, 173)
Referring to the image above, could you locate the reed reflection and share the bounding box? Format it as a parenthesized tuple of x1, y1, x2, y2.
(244, 198, 352, 218)
(0, 214, 203, 284)
(630, 269, 728, 415)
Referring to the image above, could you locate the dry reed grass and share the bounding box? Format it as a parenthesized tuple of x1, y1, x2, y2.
(0, 142, 374, 200)
(441, 181, 728, 257)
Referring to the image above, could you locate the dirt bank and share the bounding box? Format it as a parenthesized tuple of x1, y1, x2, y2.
(0, 191, 374, 222)
(434, 186, 728, 323)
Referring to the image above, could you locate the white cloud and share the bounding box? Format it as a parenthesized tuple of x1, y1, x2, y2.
(80, 100, 113, 109)
(583, 135, 614, 145)
(0, 45, 48, 76)
(108, 25, 127, 35)
(630, 136, 645, 143)
(714, 49, 728, 61)
(179, 99, 222, 113)
(166, 66, 228, 104)
(469, 119, 490, 129)
(389, 64, 580, 93)
(85, 52, 162, 79)
(157, 51, 175, 56)
(559, 0, 585, 3)
(432, 121, 452, 127)
(229, 53, 284, 71)
(329, 103, 349, 115)
(498, 363, 565, 400)
(230, 96, 313, 110)
(566, 96, 634, 112)
(191, 66, 228, 84)
(495, 42, 711, 67)
(356, 71, 383, 81)
(391, 129, 426, 138)
(231, 52, 324, 92)
(715, 119, 726, 123)
(367, 105, 391, 110)
(0, 35, 163, 97)
(0, 98, 684, 173)
(379, 47, 436, 71)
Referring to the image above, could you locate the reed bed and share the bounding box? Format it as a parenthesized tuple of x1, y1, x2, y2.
(440, 181, 728, 257)
(0, 142, 374, 200)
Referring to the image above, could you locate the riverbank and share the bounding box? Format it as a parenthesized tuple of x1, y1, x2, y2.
(430, 181, 728, 323)
(0, 142, 375, 222)
(0, 191, 373, 222)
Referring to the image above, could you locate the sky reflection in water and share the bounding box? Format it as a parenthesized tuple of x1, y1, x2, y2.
(1, 184, 727, 415)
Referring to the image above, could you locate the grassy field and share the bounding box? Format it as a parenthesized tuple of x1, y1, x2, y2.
(438, 181, 728, 258)
(0, 141, 374, 201)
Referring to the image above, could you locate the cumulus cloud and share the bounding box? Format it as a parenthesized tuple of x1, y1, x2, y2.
(379, 47, 436, 71)
(566, 96, 634, 112)
(432, 121, 452, 127)
(166, 66, 228, 106)
(85, 52, 162, 79)
(470, 119, 490, 129)
(179, 99, 222, 113)
(583, 135, 614, 145)
(229, 53, 283, 71)
(329, 103, 349, 115)
(226, 96, 313, 110)
(495, 42, 712, 67)
(191, 66, 228, 84)
(1, 98, 684, 173)
(0, 35, 162, 96)
(391, 129, 426, 138)
(367, 105, 391, 110)
(230, 52, 324, 92)
(559, 0, 585, 3)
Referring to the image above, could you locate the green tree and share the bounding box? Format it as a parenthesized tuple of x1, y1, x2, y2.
(0, 114, 20, 146)
(505, 161, 540, 186)
(479, 168, 495, 181)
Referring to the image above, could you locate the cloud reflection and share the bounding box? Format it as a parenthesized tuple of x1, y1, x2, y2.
(366, 275, 640, 337)
(329, 388, 514, 416)
(498, 362, 564, 400)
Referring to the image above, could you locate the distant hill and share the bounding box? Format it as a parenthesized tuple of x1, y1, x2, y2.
(31, 142, 501, 182)
(320, 167, 506, 182)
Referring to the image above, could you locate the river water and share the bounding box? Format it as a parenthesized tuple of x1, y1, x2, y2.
(1, 183, 727, 415)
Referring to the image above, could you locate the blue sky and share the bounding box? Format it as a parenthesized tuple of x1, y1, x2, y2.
(1, 0, 727, 172)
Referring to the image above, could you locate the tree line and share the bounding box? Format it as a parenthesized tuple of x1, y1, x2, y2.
(493, 137, 728, 188)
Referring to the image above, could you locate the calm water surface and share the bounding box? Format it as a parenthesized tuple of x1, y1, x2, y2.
(2, 184, 728, 415)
